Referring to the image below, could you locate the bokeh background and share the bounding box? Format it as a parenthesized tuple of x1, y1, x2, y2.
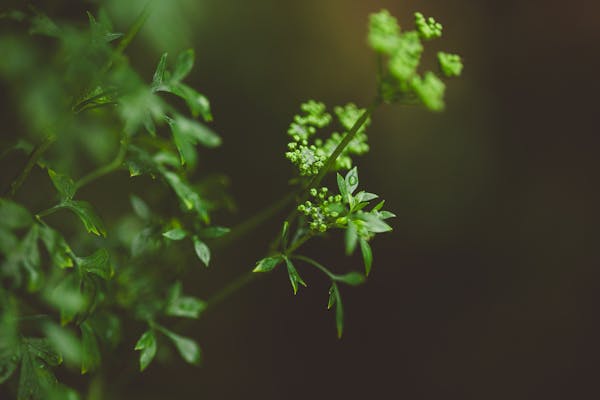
(1, 0, 599, 399)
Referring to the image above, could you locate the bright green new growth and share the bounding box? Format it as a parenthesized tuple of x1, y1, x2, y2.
(367, 10, 463, 111)
(285, 102, 370, 175)
(438, 52, 464, 77)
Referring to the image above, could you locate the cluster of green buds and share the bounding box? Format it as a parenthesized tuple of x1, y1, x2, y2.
(285, 102, 371, 175)
(297, 187, 344, 232)
(368, 10, 463, 111)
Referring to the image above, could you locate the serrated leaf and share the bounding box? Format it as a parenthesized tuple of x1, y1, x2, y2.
(253, 256, 282, 273)
(334, 271, 366, 286)
(162, 228, 187, 241)
(134, 330, 157, 372)
(193, 237, 210, 267)
(152, 53, 168, 90)
(80, 323, 100, 374)
(284, 257, 307, 295)
(162, 329, 201, 366)
(345, 167, 359, 195)
(61, 200, 106, 237)
(130, 194, 151, 220)
(359, 238, 373, 276)
(77, 249, 113, 280)
(48, 169, 76, 201)
(172, 49, 194, 81)
(38, 225, 73, 269)
(0, 198, 32, 229)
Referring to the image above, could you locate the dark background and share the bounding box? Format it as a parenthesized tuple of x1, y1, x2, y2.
(2, 0, 599, 398)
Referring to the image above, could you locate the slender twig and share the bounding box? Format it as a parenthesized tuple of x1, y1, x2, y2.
(75, 137, 128, 190)
(6, 134, 56, 197)
(292, 255, 335, 280)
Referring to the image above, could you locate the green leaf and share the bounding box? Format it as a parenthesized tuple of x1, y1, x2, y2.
(281, 221, 289, 248)
(48, 169, 76, 201)
(334, 271, 366, 286)
(166, 282, 207, 319)
(253, 256, 282, 273)
(169, 115, 221, 165)
(345, 167, 359, 195)
(193, 237, 210, 267)
(134, 330, 157, 372)
(18, 347, 56, 400)
(43, 274, 86, 325)
(21, 225, 42, 291)
(328, 283, 344, 338)
(162, 228, 187, 241)
(172, 49, 194, 81)
(284, 257, 307, 295)
(61, 200, 106, 237)
(355, 191, 378, 203)
(24, 339, 62, 367)
(359, 239, 373, 276)
(77, 249, 113, 280)
(168, 83, 212, 121)
(38, 225, 73, 269)
(80, 323, 100, 374)
(0, 198, 32, 229)
(162, 329, 201, 366)
(43, 323, 82, 367)
(337, 173, 348, 203)
(344, 221, 358, 256)
(358, 213, 392, 233)
(162, 171, 210, 222)
(152, 53, 168, 89)
(198, 226, 230, 239)
(130, 195, 151, 220)
(378, 210, 396, 219)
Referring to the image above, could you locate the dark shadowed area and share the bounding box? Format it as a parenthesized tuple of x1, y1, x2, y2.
(1, 0, 598, 399)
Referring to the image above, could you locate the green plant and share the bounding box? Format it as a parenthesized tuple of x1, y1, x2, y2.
(0, 6, 462, 399)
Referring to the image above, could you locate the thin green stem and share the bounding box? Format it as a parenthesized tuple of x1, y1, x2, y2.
(292, 255, 335, 280)
(35, 204, 63, 219)
(6, 134, 56, 197)
(206, 271, 256, 309)
(75, 137, 128, 190)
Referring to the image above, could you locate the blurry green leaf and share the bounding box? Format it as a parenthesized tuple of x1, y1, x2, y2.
(0, 228, 18, 255)
(43, 323, 82, 367)
(373, 199, 385, 211)
(378, 210, 396, 219)
(168, 83, 212, 121)
(18, 347, 56, 400)
(80, 323, 100, 374)
(19, 225, 42, 291)
(87, 313, 121, 349)
(345, 167, 359, 195)
(130, 194, 151, 220)
(284, 257, 307, 295)
(162, 228, 187, 241)
(359, 239, 373, 276)
(0, 296, 19, 384)
(152, 53, 168, 89)
(172, 49, 194, 81)
(38, 225, 73, 269)
(0, 198, 32, 229)
(344, 221, 358, 256)
(134, 330, 156, 372)
(166, 282, 207, 319)
(162, 171, 210, 222)
(327, 284, 336, 309)
(198, 226, 230, 239)
(168, 115, 221, 165)
(61, 200, 106, 237)
(162, 329, 201, 366)
(253, 256, 282, 273)
(337, 173, 348, 203)
(334, 271, 366, 286)
(44, 274, 86, 325)
(358, 213, 392, 233)
(77, 249, 113, 280)
(193, 237, 210, 267)
(48, 169, 76, 201)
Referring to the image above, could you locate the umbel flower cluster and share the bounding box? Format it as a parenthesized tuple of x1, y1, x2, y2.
(369, 10, 463, 110)
(285, 101, 371, 176)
